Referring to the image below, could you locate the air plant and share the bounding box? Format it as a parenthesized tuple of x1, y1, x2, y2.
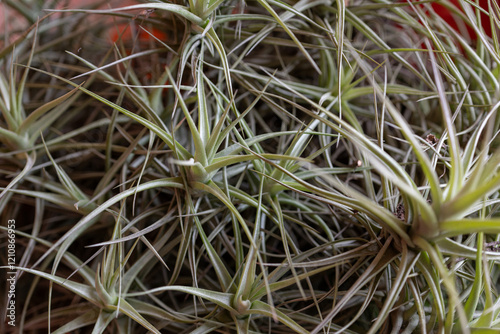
(1, 1, 500, 333)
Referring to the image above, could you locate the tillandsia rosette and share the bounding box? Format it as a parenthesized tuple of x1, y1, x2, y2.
(1, 1, 500, 334)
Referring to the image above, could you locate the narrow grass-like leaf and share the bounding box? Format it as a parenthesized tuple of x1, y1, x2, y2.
(438, 218, 500, 238)
(427, 39, 463, 199)
(126, 286, 235, 313)
(0, 13, 52, 59)
(196, 50, 210, 146)
(41, 135, 89, 203)
(110, 298, 161, 334)
(255, 0, 320, 73)
(47, 4, 207, 27)
(246, 300, 308, 334)
(6, 266, 101, 305)
(91, 310, 117, 334)
(51, 310, 99, 334)
(464, 233, 484, 321)
(0, 150, 35, 199)
(20, 85, 80, 134)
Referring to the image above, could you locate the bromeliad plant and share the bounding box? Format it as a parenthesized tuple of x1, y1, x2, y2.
(1, 0, 500, 333)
